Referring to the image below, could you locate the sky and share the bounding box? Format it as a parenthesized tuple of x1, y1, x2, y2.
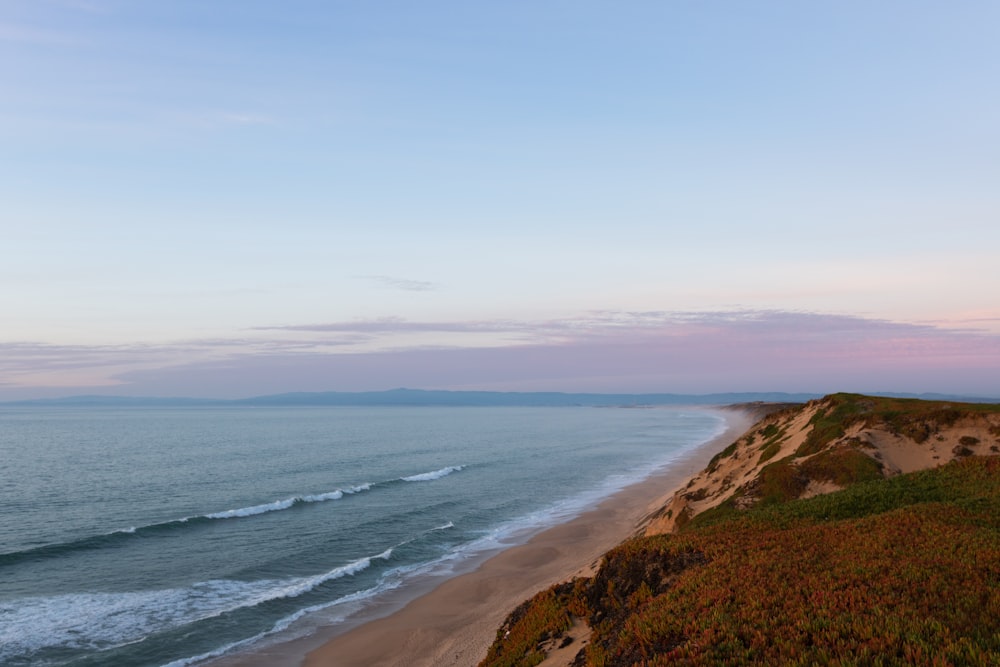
(2, 1, 999, 400)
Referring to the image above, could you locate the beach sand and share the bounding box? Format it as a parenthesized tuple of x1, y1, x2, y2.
(210, 408, 754, 667)
(289, 407, 755, 667)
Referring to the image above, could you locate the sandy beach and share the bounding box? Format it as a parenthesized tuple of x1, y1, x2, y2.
(231, 407, 752, 667)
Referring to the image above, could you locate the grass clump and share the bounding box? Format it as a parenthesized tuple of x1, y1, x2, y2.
(798, 445, 884, 487)
(706, 440, 739, 473)
(756, 459, 808, 505)
(755, 422, 788, 465)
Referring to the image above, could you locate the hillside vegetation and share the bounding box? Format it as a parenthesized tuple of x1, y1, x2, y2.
(645, 393, 1000, 534)
(479, 394, 1000, 667)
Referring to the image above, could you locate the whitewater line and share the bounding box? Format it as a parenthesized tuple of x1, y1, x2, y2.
(2, 549, 396, 666)
(1, 466, 466, 566)
(201, 483, 372, 520)
(400, 465, 465, 482)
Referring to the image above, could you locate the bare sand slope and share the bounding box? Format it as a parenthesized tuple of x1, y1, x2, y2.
(643, 396, 1000, 535)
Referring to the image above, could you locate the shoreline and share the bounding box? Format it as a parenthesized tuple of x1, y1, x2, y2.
(214, 407, 755, 667)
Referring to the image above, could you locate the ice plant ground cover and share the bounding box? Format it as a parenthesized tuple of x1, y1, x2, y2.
(481, 447, 1000, 666)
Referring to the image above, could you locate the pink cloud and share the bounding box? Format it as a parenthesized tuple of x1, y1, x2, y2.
(2, 310, 998, 400)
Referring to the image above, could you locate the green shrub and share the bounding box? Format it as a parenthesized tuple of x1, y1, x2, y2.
(706, 440, 739, 473)
(757, 460, 808, 505)
(799, 446, 884, 487)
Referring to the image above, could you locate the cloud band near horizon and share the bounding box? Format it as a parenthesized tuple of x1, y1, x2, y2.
(1, 309, 998, 400)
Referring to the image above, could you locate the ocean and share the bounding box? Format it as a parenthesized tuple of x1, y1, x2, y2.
(0, 405, 725, 666)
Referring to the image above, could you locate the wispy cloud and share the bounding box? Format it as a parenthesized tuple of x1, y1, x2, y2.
(0, 333, 367, 386)
(256, 317, 524, 334)
(359, 275, 437, 292)
(253, 310, 955, 345)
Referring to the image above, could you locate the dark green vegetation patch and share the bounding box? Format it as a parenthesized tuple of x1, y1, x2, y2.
(755, 422, 788, 465)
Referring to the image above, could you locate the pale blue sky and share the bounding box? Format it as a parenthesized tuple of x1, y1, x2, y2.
(2, 1, 999, 398)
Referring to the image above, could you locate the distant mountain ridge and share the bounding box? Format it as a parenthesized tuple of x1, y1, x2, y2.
(4, 388, 998, 408)
(4, 388, 819, 407)
(233, 389, 824, 407)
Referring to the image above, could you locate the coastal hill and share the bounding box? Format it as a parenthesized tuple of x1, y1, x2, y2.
(643, 393, 1000, 534)
(479, 394, 1000, 666)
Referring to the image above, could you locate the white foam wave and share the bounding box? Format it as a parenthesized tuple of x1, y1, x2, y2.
(0, 550, 392, 664)
(401, 465, 464, 482)
(203, 484, 371, 520)
(269, 548, 393, 601)
(205, 497, 297, 519)
(300, 483, 371, 503)
(161, 576, 403, 667)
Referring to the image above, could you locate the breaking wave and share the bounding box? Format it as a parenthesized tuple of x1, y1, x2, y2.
(0, 465, 466, 568)
(203, 484, 372, 519)
(401, 465, 464, 482)
(0, 549, 394, 665)
(0, 484, 373, 567)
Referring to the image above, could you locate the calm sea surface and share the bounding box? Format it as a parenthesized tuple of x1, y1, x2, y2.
(0, 405, 724, 666)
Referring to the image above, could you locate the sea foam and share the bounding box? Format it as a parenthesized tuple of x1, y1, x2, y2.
(0, 482, 374, 567)
(160, 573, 403, 667)
(401, 465, 464, 482)
(0, 548, 393, 664)
(203, 483, 372, 520)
